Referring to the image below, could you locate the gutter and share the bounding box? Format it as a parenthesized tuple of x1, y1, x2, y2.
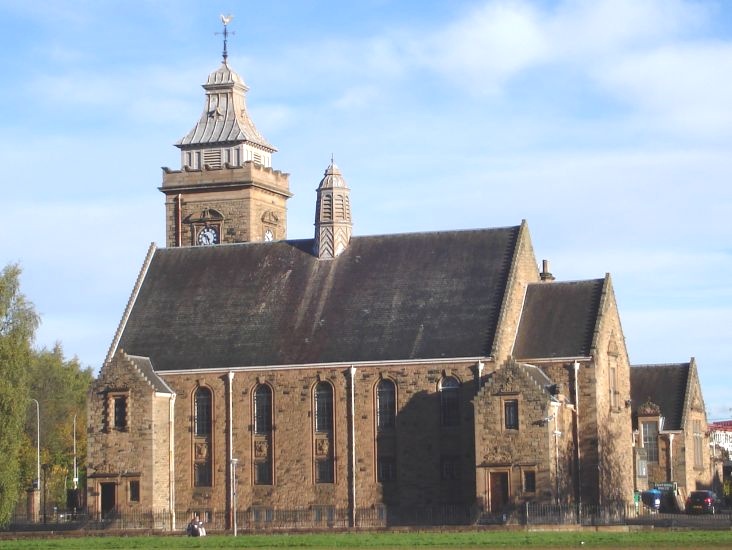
(158, 356, 493, 377)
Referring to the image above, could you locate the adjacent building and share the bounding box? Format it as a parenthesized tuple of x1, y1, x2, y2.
(630, 359, 713, 507)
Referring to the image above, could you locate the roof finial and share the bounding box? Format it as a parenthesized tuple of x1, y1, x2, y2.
(331, 153, 335, 165)
(218, 14, 234, 64)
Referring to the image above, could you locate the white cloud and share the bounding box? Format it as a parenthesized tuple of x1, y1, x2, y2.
(412, 1, 549, 94)
(595, 43, 732, 136)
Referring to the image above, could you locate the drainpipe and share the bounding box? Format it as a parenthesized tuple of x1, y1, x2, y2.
(227, 371, 235, 531)
(573, 361, 582, 511)
(667, 433, 674, 482)
(552, 402, 560, 503)
(169, 394, 176, 529)
(176, 194, 182, 247)
(349, 366, 357, 528)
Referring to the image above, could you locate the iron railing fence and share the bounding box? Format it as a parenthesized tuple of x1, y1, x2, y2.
(4, 503, 731, 532)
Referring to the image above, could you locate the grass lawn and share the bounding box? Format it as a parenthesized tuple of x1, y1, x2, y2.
(1, 530, 732, 549)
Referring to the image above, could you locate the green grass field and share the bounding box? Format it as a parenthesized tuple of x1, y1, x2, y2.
(1, 530, 732, 549)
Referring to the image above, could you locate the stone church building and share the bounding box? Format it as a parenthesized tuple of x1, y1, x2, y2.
(87, 51, 639, 528)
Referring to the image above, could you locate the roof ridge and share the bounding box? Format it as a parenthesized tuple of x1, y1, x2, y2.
(631, 362, 690, 368)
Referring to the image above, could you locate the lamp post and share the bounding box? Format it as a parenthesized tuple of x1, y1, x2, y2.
(231, 458, 239, 536)
(30, 399, 40, 492)
(72, 414, 78, 490)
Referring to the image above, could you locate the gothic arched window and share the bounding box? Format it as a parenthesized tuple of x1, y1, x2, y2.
(194, 387, 212, 436)
(376, 379, 396, 431)
(253, 384, 273, 435)
(314, 382, 333, 433)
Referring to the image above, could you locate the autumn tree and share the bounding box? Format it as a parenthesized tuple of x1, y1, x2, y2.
(0, 265, 38, 525)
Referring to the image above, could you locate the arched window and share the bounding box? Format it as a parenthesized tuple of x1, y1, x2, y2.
(194, 387, 212, 436)
(253, 384, 272, 435)
(313, 381, 334, 483)
(439, 376, 460, 427)
(314, 382, 333, 433)
(376, 379, 396, 431)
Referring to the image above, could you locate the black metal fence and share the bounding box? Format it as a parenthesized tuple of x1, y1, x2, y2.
(4, 503, 731, 532)
(4, 504, 477, 532)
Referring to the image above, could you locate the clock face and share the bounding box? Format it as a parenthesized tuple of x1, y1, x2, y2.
(264, 228, 274, 242)
(197, 226, 219, 246)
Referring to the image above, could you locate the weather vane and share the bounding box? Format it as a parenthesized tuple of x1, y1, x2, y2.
(217, 14, 235, 63)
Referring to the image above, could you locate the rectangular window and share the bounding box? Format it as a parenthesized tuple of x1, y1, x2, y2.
(254, 460, 273, 485)
(194, 462, 212, 487)
(129, 480, 140, 502)
(693, 420, 704, 468)
(504, 399, 519, 430)
(377, 456, 396, 483)
(638, 457, 647, 477)
(315, 458, 334, 483)
(440, 455, 460, 481)
(642, 421, 659, 462)
(523, 470, 536, 493)
(113, 395, 127, 431)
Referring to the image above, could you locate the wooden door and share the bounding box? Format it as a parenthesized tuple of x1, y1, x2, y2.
(489, 472, 509, 512)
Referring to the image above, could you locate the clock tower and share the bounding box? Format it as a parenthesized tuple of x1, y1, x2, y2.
(160, 21, 291, 247)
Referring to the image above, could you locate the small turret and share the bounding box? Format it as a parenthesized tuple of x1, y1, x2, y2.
(314, 161, 352, 259)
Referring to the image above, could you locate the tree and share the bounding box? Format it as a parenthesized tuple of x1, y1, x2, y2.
(22, 345, 93, 509)
(0, 265, 38, 525)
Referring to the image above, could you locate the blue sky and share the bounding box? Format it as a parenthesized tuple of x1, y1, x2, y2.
(1, 0, 730, 419)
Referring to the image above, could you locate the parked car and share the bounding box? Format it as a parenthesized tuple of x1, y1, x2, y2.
(640, 489, 662, 512)
(686, 490, 720, 514)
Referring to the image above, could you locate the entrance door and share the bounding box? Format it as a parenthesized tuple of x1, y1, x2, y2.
(100, 482, 116, 518)
(489, 472, 509, 512)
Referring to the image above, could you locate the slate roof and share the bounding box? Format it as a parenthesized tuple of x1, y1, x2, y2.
(512, 279, 604, 360)
(630, 363, 689, 431)
(117, 227, 519, 371)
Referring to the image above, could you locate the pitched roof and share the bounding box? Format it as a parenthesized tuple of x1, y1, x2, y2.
(630, 363, 690, 431)
(512, 279, 604, 360)
(117, 227, 519, 371)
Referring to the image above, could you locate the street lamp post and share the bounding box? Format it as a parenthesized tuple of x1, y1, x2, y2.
(30, 399, 40, 492)
(231, 458, 239, 536)
(73, 414, 78, 489)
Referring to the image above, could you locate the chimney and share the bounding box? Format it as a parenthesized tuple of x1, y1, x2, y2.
(540, 259, 555, 282)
